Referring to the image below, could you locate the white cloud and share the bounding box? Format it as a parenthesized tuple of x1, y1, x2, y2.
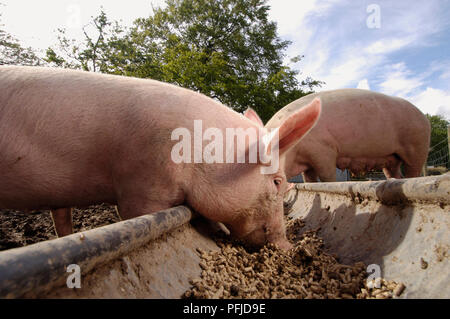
(433, 60, 450, 82)
(267, 0, 337, 36)
(440, 69, 450, 80)
(410, 87, 450, 120)
(280, 2, 424, 91)
(364, 36, 416, 55)
(267, 0, 318, 36)
(318, 56, 378, 90)
(356, 79, 370, 90)
(378, 62, 424, 97)
(376, 62, 449, 120)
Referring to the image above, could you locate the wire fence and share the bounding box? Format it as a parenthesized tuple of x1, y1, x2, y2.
(427, 137, 449, 168)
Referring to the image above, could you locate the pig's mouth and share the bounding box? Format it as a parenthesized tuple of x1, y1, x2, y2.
(227, 222, 292, 251)
(239, 226, 268, 249)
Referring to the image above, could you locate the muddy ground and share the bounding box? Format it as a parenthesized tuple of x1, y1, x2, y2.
(0, 204, 119, 251)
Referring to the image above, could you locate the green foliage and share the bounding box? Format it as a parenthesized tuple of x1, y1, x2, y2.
(426, 114, 449, 148)
(45, 9, 125, 73)
(46, 0, 322, 122)
(129, 0, 322, 121)
(426, 114, 449, 168)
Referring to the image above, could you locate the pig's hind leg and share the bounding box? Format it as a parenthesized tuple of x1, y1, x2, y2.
(394, 141, 429, 178)
(51, 207, 73, 237)
(403, 161, 424, 178)
(401, 151, 428, 178)
(385, 152, 424, 179)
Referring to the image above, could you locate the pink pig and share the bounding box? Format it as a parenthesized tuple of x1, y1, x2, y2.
(0, 66, 322, 249)
(265, 89, 430, 182)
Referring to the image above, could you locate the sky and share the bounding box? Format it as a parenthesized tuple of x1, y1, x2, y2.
(1, 0, 449, 120)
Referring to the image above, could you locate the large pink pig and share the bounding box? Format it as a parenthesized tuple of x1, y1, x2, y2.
(265, 89, 430, 182)
(0, 66, 322, 249)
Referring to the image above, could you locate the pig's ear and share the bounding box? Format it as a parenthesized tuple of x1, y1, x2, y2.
(271, 98, 321, 155)
(243, 108, 264, 127)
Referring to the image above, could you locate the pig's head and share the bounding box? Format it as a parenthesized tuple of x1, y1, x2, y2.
(187, 98, 321, 251)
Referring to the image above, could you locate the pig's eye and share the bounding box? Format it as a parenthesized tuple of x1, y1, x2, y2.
(273, 178, 282, 188)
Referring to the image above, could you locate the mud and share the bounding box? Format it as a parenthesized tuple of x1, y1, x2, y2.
(0, 204, 119, 251)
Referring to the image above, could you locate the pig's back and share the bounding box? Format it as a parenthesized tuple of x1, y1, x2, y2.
(267, 89, 429, 157)
(0, 66, 194, 208)
(0, 66, 253, 209)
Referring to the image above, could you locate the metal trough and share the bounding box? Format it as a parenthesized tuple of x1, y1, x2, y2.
(284, 174, 449, 298)
(0, 175, 448, 298)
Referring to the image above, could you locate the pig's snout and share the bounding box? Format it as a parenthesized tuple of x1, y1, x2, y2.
(240, 226, 292, 251)
(240, 227, 266, 248)
(266, 222, 292, 251)
(272, 237, 293, 251)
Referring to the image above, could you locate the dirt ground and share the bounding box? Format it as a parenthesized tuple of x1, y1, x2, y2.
(0, 204, 119, 251)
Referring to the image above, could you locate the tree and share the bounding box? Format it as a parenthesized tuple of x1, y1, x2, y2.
(427, 114, 449, 148)
(46, 0, 322, 122)
(128, 0, 322, 121)
(46, 9, 125, 73)
(0, 6, 40, 66)
(426, 114, 449, 168)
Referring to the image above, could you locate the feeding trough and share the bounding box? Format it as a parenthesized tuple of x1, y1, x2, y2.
(0, 175, 448, 298)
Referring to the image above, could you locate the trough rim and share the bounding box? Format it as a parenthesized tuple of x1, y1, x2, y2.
(293, 174, 450, 205)
(0, 205, 194, 299)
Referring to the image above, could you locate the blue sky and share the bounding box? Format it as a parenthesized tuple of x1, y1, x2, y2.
(1, 0, 449, 119)
(269, 0, 450, 119)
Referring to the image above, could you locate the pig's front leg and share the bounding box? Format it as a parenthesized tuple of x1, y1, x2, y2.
(317, 169, 337, 182)
(116, 198, 179, 220)
(302, 169, 319, 182)
(312, 158, 337, 182)
(307, 145, 338, 182)
(115, 183, 185, 220)
(383, 165, 402, 179)
(383, 158, 402, 179)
